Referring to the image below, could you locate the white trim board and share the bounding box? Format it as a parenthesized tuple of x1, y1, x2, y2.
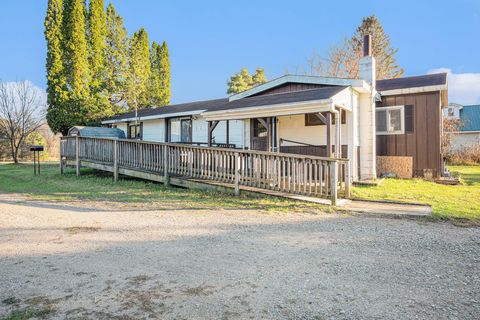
(379, 85, 447, 96)
(228, 74, 371, 101)
(102, 110, 205, 124)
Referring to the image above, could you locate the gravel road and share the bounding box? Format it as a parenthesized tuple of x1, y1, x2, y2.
(0, 196, 479, 319)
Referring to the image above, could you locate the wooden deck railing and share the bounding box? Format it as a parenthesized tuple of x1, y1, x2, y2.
(60, 136, 350, 204)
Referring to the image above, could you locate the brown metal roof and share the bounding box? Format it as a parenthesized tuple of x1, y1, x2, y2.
(105, 86, 346, 122)
(376, 73, 447, 92)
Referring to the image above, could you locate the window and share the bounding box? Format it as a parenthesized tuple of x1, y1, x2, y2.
(376, 106, 405, 135)
(305, 110, 346, 126)
(170, 118, 192, 142)
(448, 107, 454, 117)
(128, 123, 142, 139)
(253, 119, 267, 138)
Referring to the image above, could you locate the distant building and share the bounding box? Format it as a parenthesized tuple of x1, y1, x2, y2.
(444, 103, 480, 149)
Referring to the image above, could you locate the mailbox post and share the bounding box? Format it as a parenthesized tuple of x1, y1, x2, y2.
(30, 145, 44, 175)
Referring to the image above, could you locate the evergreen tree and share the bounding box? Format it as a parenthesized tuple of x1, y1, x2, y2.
(127, 28, 151, 109)
(62, 0, 90, 99)
(227, 67, 267, 94)
(350, 15, 403, 79)
(158, 41, 171, 106)
(45, 0, 68, 134)
(252, 68, 267, 87)
(308, 15, 403, 79)
(105, 2, 129, 105)
(87, 0, 106, 93)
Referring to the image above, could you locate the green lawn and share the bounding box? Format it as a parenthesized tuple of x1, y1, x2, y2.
(0, 163, 328, 213)
(352, 165, 480, 221)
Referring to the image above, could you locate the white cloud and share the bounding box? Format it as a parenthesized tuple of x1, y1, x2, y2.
(428, 68, 480, 105)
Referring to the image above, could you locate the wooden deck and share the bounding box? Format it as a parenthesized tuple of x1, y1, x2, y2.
(60, 136, 350, 204)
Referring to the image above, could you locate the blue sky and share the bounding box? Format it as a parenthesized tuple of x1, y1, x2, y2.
(0, 0, 479, 104)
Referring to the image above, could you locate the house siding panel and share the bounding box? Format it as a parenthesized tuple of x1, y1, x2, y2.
(142, 119, 165, 142)
(376, 92, 442, 177)
(250, 83, 330, 97)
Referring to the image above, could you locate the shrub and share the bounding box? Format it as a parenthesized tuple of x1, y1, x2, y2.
(446, 144, 480, 165)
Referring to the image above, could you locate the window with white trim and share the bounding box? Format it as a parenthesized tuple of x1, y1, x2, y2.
(376, 106, 405, 135)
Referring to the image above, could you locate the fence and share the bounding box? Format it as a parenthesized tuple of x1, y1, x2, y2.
(60, 136, 350, 204)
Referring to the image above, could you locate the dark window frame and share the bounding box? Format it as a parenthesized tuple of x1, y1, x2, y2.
(305, 110, 346, 126)
(169, 117, 193, 143)
(127, 122, 143, 140)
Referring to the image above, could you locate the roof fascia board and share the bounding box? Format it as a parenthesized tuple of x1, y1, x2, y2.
(229, 75, 370, 101)
(379, 84, 447, 96)
(101, 110, 205, 124)
(202, 99, 333, 121)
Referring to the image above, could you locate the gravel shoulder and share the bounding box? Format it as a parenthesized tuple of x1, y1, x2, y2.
(0, 196, 479, 319)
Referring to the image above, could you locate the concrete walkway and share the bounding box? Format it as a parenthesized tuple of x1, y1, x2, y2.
(341, 199, 432, 217)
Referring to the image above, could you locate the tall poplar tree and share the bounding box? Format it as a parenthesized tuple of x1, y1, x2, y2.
(87, 0, 106, 93)
(45, 0, 68, 134)
(105, 2, 129, 105)
(149, 41, 171, 106)
(127, 28, 151, 109)
(62, 0, 90, 99)
(148, 41, 162, 106)
(158, 41, 171, 106)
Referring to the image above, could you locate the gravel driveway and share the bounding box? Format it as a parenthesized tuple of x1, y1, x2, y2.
(0, 196, 479, 319)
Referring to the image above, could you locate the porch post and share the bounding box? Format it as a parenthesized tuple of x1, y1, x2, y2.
(326, 112, 332, 158)
(267, 117, 272, 152)
(208, 121, 219, 147)
(208, 121, 212, 147)
(335, 111, 341, 158)
(226, 120, 230, 146)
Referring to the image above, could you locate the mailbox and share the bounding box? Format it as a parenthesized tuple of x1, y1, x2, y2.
(30, 146, 44, 152)
(30, 145, 44, 175)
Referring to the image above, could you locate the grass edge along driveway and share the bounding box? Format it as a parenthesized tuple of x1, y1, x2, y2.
(352, 165, 480, 221)
(0, 163, 331, 214)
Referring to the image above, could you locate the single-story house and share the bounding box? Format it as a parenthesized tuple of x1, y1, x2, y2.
(444, 103, 480, 150)
(102, 36, 448, 181)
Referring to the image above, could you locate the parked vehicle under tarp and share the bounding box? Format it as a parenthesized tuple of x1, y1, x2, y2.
(67, 126, 126, 139)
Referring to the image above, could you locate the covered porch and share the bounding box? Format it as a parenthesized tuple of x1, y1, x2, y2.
(202, 88, 358, 183)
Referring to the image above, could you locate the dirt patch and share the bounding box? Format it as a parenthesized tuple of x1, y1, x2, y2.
(63, 226, 101, 234)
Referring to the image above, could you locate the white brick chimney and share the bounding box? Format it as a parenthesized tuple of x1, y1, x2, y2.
(358, 34, 377, 181)
(359, 34, 376, 87)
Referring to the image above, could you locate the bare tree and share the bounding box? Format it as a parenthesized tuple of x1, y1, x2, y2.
(0, 80, 45, 163)
(442, 117, 463, 155)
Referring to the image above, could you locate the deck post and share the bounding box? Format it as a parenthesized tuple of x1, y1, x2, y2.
(234, 152, 240, 196)
(163, 144, 170, 187)
(330, 160, 338, 205)
(75, 136, 81, 176)
(113, 140, 119, 182)
(59, 140, 64, 174)
(344, 161, 351, 198)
